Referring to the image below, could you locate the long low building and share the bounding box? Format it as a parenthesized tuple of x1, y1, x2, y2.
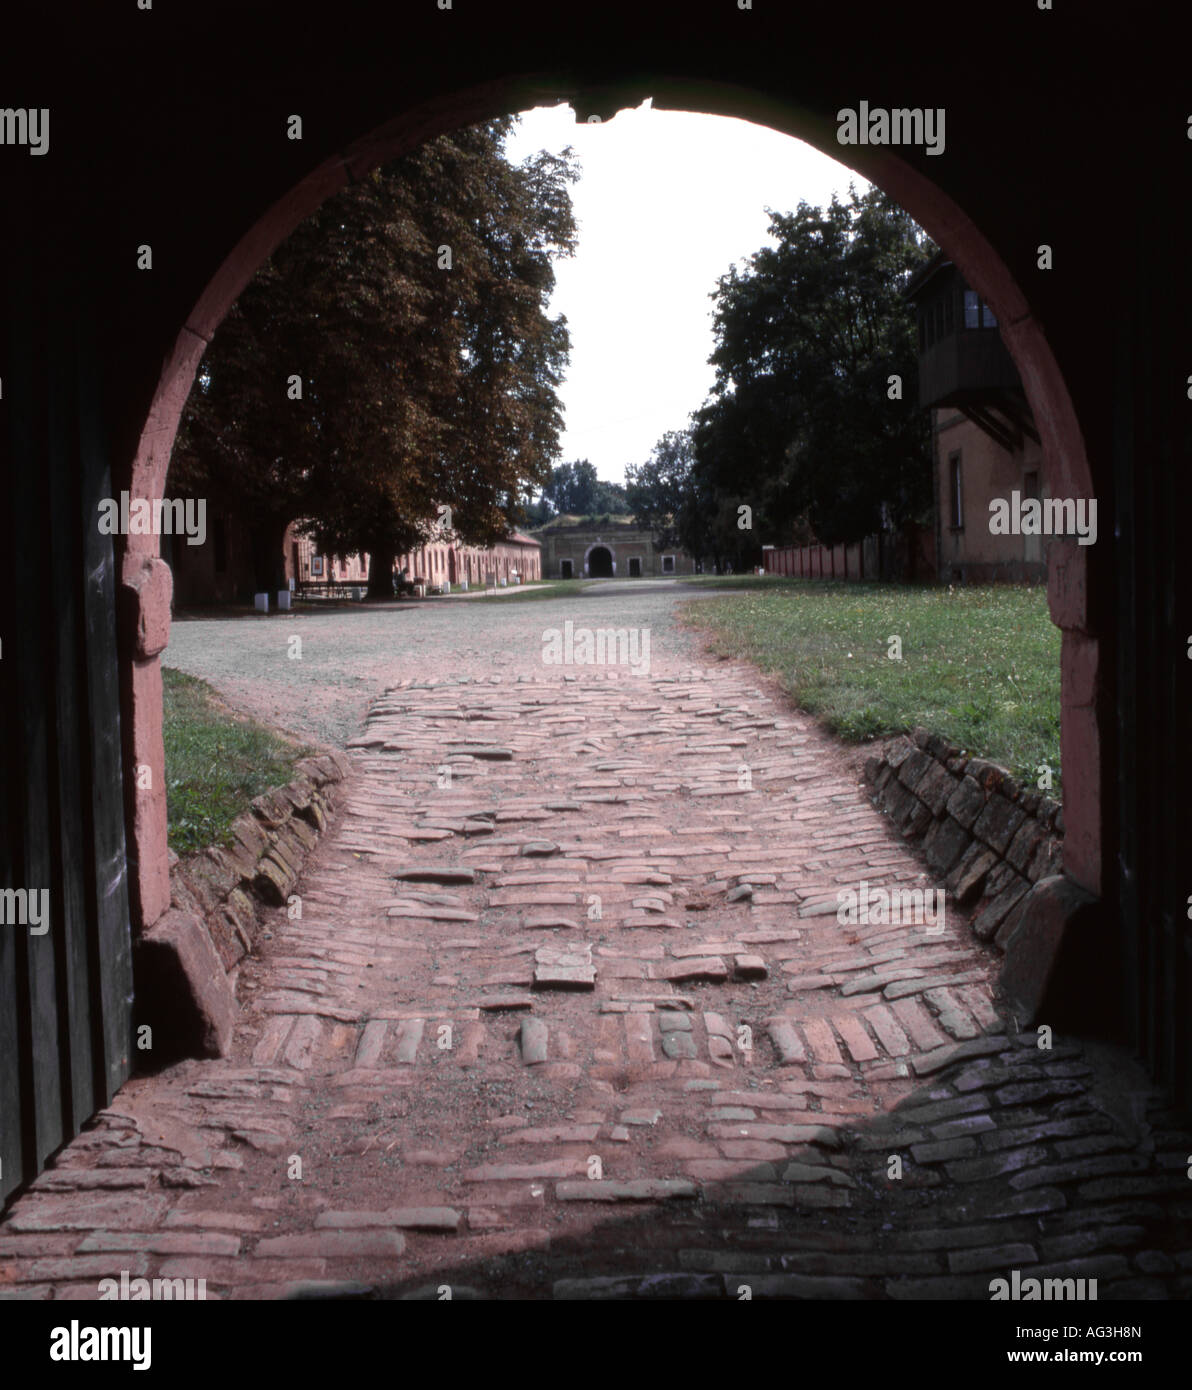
(293, 527, 541, 590)
(166, 514, 540, 604)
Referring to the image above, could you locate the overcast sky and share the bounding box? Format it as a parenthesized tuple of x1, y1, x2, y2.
(502, 101, 870, 488)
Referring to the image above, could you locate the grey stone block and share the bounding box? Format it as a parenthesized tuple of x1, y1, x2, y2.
(916, 762, 958, 818)
(134, 908, 238, 1060)
(881, 778, 914, 824)
(924, 816, 971, 876)
(898, 749, 933, 793)
(1006, 820, 1047, 874)
(998, 875, 1110, 1028)
(1028, 837, 1063, 882)
(904, 799, 933, 840)
(947, 843, 998, 905)
(945, 775, 986, 830)
(973, 793, 1027, 855)
(972, 875, 1031, 942)
(885, 738, 915, 771)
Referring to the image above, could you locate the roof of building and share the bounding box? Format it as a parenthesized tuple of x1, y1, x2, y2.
(902, 247, 954, 302)
(506, 531, 541, 547)
(531, 513, 644, 533)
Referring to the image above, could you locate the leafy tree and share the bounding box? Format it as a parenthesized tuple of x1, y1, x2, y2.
(541, 459, 630, 518)
(625, 429, 701, 549)
(624, 427, 755, 572)
(693, 185, 934, 547)
(171, 119, 578, 596)
(521, 493, 557, 527)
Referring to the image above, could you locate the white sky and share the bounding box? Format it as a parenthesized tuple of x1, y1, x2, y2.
(503, 101, 870, 488)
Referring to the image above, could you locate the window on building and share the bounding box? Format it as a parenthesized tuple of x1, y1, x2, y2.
(662, 555, 676, 574)
(964, 288, 998, 329)
(964, 290, 980, 329)
(311, 555, 324, 576)
(950, 453, 964, 529)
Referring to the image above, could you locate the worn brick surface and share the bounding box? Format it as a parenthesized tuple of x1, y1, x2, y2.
(2, 593, 1188, 1300)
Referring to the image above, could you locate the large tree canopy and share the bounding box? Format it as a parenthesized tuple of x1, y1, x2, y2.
(171, 118, 578, 594)
(528, 459, 631, 522)
(692, 186, 934, 548)
(623, 426, 754, 573)
(625, 430, 702, 552)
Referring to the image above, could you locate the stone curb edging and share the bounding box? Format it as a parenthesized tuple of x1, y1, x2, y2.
(135, 749, 353, 1061)
(864, 727, 1063, 952)
(170, 749, 353, 971)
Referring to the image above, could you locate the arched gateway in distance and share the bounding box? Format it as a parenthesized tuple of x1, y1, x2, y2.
(586, 544, 614, 577)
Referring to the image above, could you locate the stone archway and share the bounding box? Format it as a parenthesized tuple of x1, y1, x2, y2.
(7, 0, 1191, 1193)
(586, 545, 614, 578)
(114, 75, 1109, 1068)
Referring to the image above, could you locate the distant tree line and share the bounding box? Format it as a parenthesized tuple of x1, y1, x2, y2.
(523, 459, 631, 525)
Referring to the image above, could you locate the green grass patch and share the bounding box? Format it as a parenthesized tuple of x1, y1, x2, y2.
(162, 667, 315, 857)
(678, 574, 805, 590)
(681, 579, 1062, 793)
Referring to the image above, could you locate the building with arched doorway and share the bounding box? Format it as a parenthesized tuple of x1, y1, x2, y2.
(290, 525, 541, 592)
(533, 514, 698, 578)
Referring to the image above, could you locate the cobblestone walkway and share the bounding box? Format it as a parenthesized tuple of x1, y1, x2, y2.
(3, 635, 1191, 1299)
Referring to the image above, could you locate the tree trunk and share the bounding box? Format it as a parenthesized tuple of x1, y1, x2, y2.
(366, 541, 396, 600)
(249, 515, 289, 595)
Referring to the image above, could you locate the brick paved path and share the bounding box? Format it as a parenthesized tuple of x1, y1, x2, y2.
(3, 602, 1191, 1299)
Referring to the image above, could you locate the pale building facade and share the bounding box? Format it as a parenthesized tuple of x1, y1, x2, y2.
(533, 515, 697, 579)
(289, 526, 541, 590)
(933, 409, 1048, 584)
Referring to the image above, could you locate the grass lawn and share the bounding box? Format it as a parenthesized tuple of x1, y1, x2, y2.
(162, 668, 315, 856)
(680, 577, 1062, 794)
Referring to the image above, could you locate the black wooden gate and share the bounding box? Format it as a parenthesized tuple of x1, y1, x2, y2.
(0, 176, 134, 1207)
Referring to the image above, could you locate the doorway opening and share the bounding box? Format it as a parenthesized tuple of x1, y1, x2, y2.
(587, 546, 614, 578)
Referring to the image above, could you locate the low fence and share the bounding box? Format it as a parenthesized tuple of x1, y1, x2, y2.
(763, 524, 935, 583)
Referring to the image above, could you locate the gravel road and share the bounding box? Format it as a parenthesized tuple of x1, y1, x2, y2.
(163, 580, 731, 749)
